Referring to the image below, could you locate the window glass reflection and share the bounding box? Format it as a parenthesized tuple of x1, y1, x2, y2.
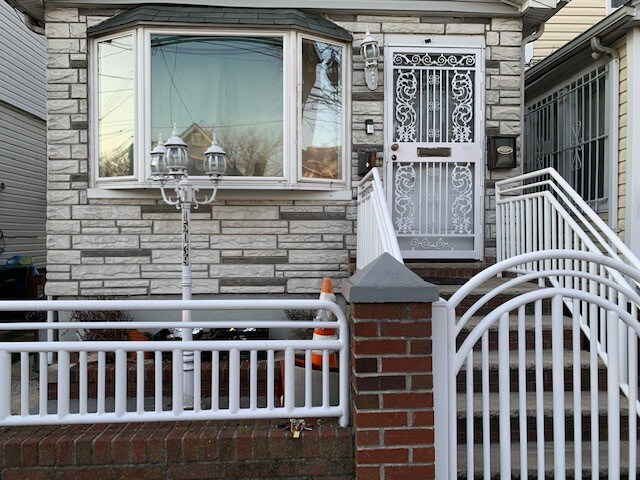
(150, 35, 284, 177)
(301, 39, 343, 180)
(97, 35, 134, 177)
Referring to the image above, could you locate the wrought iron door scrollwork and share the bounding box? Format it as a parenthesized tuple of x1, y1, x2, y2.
(394, 163, 416, 234)
(451, 163, 473, 235)
(394, 70, 418, 142)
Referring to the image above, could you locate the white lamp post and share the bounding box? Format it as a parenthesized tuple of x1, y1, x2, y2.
(150, 124, 227, 408)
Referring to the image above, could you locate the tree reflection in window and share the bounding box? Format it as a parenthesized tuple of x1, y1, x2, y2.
(97, 34, 135, 178)
(150, 35, 284, 177)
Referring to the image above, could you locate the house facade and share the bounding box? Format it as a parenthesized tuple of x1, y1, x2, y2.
(0, 0, 47, 269)
(9, 0, 563, 298)
(524, 0, 640, 251)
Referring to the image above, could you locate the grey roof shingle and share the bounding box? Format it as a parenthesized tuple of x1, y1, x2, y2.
(87, 5, 352, 41)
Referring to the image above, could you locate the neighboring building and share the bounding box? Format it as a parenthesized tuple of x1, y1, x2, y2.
(8, 0, 564, 299)
(529, 0, 607, 63)
(0, 0, 47, 269)
(524, 0, 639, 251)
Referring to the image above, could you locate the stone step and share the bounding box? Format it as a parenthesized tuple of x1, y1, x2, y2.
(437, 278, 545, 315)
(456, 315, 586, 352)
(456, 441, 639, 479)
(455, 391, 638, 443)
(405, 261, 488, 284)
(456, 350, 607, 393)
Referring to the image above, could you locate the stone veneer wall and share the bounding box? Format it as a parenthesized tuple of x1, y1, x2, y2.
(44, 8, 522, 297)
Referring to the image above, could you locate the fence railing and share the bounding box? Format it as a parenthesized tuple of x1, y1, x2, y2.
(0, 299, 349, 427)
(356, 168, 403, 271)
(433, 250, 640, 479)
(495, 167, 640, 402)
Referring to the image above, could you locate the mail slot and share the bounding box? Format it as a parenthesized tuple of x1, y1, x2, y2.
(417, 147, 452, 157)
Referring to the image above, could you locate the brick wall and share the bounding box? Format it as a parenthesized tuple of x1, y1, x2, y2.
(44, 7, 523, 298)
(349, 302, 436, 479)
(0, 419, 354, 479)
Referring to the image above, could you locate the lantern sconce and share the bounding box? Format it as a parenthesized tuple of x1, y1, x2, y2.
(361, 29, 380, 91)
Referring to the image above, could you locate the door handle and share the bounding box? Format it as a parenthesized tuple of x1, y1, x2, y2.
(391, 143, 399, 151)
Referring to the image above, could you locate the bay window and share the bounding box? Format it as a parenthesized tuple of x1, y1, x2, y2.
(92, 28, 349, 190)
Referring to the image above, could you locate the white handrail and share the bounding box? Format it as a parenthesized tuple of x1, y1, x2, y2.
(356, 168, 402, 270)
(495, 167, 640, 406)
(0, 299, 349, 427)
(496, 167, 640, 272)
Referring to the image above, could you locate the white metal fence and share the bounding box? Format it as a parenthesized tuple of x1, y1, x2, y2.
(433, 250, 640, 479)
(0, 299, 349, 427)
(356, 167, 403, 270)
(496, 167, 640, 398)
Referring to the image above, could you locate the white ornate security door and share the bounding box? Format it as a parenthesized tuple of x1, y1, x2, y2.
(385, 46, 484, 260)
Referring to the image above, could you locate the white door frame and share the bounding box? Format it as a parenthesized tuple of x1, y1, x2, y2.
(384, 44, 485, 260)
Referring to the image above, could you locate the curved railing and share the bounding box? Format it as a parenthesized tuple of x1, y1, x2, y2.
(433, 251, 640, 479)
(356, 168, 402, 270)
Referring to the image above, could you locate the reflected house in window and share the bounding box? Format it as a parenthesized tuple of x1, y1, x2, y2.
(178, 123, 242, 176)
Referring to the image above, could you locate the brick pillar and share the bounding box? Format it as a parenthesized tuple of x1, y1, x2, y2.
(342, 253, 439, 480)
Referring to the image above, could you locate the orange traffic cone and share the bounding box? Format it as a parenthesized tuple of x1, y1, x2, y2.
(312, 277, 338, 368)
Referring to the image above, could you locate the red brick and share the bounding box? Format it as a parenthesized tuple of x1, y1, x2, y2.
(383, 392, 433, 409)
(355, 429, 380, 446)
(381, 356, 431, 372)
(58, 466, 115, 480)
(167, 463, 219, 479)
(128, 431, 148, 463)
(91, 424, 122, 464)
(409, 339, 432, 355)
(384, 427, 434, 445)
(3, 468, 54, 480)
(356, 447, 408, 464)
(413, 446, 436, 462)
(355, 375, 406, 392)
(233, 423, 255, 461)
(354, 357, 377, 374)
(385, 464, 435, 480)
(3, 428, 29, 467)
(181, 423, 205, 463)
(409, 303, 432, 318)
(352, 304, 408, 319)
(353, 322, 379, 337)
(355, 411, 407, 428)
(412, 410, 435, 427)
(410, 374, 433, 390)
(380, 322, 431, 337)
(114, 465, 167, 480)
(353, 393, 380, 410)
(355, 465, 382, 480)
(37, 431, 58, 466)
(20, 428, 53, 467)
(354, 339, 407, 355)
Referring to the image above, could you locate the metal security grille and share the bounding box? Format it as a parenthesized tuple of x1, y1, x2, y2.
(386, 47, 484, 260)
(524, 65, 608, 210)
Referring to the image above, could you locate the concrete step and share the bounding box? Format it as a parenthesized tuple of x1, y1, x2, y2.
(405, 261, 488, 284)
(455, 391, 638, 443)
(456, 350, 607, 393)
(456, 441, 639, 479)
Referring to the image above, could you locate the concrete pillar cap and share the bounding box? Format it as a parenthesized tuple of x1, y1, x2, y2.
(342, 253, 439, 303)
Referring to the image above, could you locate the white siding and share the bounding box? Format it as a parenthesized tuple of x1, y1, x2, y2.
(0, 0, 46, 119)
(0, 103, 47, 268)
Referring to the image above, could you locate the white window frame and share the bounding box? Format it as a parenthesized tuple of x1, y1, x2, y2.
(91, 29, 140, 184)
(90, 26, 351, 192)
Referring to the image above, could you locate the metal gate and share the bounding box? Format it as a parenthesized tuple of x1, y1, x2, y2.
(385, 46, 484, 260)
(432, 250, 640, 479)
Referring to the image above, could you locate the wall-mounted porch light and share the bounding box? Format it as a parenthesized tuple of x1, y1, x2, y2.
(360, 29, 380, 90)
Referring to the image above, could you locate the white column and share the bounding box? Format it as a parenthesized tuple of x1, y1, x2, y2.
(625, 28, 640, 254)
